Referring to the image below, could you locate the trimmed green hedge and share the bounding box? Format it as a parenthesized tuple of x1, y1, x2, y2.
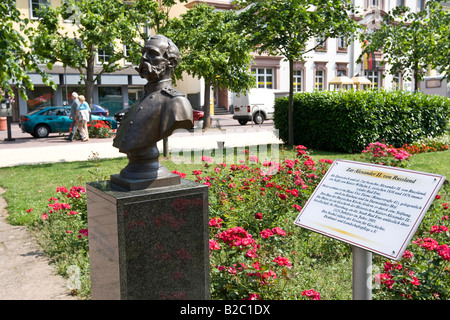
(274, 90, 450, 153)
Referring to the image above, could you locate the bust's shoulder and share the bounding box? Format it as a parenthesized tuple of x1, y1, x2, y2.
(161, 87, 185, 98)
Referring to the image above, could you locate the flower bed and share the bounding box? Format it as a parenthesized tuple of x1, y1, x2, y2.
(25, 140, 449, 300)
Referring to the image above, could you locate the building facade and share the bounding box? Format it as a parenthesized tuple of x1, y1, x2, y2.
(177, 0, 445, 113)
(9, 0, 446, 122)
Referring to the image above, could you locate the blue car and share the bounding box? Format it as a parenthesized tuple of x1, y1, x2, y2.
(91, 104, 109, 116)
(19, 106, 118, 138)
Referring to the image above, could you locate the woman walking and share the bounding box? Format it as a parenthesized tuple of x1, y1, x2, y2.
(76, 95, 91, 141)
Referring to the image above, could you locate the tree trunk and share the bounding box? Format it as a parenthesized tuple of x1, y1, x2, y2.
(413, 66, 420, 92)
(288, 59, 294, 147)
(85, 53, 96, 106)
(203, 80, 212, 130)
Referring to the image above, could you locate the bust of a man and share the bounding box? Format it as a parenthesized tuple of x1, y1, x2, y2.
(112, 35, 193, 189)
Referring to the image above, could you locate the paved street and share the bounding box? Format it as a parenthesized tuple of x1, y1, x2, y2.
(0, 114, 282, 168)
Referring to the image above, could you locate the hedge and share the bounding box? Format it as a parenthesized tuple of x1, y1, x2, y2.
(274, 90, 450, 153)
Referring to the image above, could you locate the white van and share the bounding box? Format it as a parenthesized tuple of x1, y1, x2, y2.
(232, 89, 277, 125)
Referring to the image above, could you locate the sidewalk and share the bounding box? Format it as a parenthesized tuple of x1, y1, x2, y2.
(0, 114, 282, 168)
(0, 115, 282, 300)
(0, 188, 77, 300)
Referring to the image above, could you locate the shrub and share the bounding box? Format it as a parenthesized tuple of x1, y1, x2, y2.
(274, 90, 450, 153)
(88, 120, 113, 138)
(192, 147, 344, 299)
(373, 189, 450, 300)
(361, 141, 412, 167)
(31, 185, 90, 298)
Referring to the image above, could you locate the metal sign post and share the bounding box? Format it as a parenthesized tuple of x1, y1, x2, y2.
(352, 246, 372, 300)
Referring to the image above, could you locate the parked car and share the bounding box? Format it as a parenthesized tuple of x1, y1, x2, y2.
(114, 108, 211, 129)
(19, 106, 118, 138)
(91, 104, 109, 116)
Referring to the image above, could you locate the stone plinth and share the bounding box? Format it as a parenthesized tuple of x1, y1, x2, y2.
(86, 179, 210, 300)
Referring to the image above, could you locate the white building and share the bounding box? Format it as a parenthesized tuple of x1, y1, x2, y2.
(10, 0, 445, 122)
(177, 0, 441, 114)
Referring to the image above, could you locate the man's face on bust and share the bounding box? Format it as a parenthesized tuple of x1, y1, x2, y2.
(138, 38, 171, 83)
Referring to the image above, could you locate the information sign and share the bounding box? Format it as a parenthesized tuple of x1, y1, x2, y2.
(294, 159, 445, 260)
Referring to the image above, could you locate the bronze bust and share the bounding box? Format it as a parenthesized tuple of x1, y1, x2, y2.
(111, 35, 193, 190)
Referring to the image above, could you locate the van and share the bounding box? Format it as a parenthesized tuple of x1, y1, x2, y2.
(232, 89, 276, 125)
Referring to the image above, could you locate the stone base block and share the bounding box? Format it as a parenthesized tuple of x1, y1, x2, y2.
(86, 179, 210, 300)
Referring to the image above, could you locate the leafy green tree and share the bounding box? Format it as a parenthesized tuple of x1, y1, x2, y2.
(164, 3, 255, 129)
(236, 0, 360, 146)
(0, 0, 54, 100)
(29, 0, 184, 106)
(426, 2, 450, 81)
(359, 1, 449, 91)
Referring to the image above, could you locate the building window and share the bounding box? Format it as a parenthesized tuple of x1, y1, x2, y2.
(393, 72, 402, 90)
(336, 62, 349, 77)
(365, 70, 380, 88)
(396, 0, 405, 6)
(26, 86, 56, 111)
(369, 0, 379, 8)
(252, 68, 273, 89)
(97, 45, 114, 64)
(366, 0, 384, 9)
(337, 37, 348, 52)
(315, 70, 325, 91)
(98, 86, 123, 115)
(30, 0, 50, 19)
(124, 45, 131, 65)
(417, 0, 425, 11)
(315, 36, 327, 52)
(293, 70, 303, 92)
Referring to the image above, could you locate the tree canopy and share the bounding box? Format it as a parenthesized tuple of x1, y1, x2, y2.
(359, 1, 450, 91)
(29, 0, 185, 105)
(0, 0, 54, 100)
(236, 0, 360, 145)
(165, 3, 255, 129)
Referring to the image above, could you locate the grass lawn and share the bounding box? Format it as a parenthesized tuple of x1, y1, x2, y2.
(2, 148, 447, 226)
(0, 145, 448, 300)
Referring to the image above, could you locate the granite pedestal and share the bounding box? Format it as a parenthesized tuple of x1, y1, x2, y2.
(86, 179, 210, 300)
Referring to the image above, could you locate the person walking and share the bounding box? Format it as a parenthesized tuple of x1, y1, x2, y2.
(76, 95, 91, 142)
(65, 92, 81, 141)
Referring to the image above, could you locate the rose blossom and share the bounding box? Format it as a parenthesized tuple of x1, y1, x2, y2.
(301, 289, 320, 300)
(273, 256, 292, 267)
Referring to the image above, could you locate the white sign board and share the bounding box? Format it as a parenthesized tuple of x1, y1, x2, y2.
(294, 159, 445, 261)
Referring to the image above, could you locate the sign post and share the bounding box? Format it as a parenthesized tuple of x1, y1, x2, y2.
(352, 246, 372, 300)
(294, 159, 446, 299)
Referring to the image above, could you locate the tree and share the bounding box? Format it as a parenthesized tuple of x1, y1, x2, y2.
(236, 0, 360, 146)
(358, 2, 447, 91)
(29, 0, 185, 106)
(0, 0, 54, 101)
(164, 3, 255, 129)
(426, 1, 450, 81)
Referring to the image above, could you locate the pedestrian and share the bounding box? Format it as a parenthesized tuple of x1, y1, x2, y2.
(76, 95, 91, 142)
(65, 92, 81, 141)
